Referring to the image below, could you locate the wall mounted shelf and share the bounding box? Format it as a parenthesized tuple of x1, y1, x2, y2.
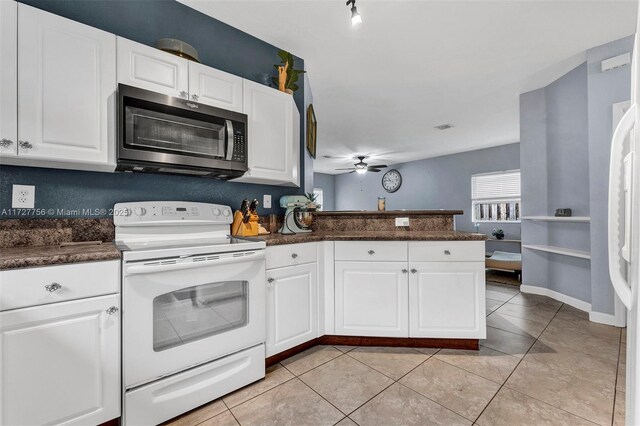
(523, 216, 590, 223)
(522, 244, 591, 260)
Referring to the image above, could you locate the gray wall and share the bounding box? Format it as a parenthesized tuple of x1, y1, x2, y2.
(332, 143, 522, 251)
(313, 173, 336, 211)
(587, 36, 634, 315)
(1, 0, 307, 217)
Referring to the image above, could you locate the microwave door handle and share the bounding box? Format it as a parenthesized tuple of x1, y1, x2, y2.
(225, 120, 234, 161)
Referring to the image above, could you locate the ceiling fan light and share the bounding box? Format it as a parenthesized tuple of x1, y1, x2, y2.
(350, 6, 362, 25)
(355, 168, 367, 174)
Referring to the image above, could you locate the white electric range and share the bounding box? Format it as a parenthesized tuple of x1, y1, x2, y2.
(114, 201, 266, 426)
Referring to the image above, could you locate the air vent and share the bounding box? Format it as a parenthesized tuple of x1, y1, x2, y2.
(434, 123, 454, 130)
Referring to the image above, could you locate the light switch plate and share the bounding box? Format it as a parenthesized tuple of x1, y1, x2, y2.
(263, 194, 272, 209)
(395, 217, 409, 227)
(12, 184, 35, 208)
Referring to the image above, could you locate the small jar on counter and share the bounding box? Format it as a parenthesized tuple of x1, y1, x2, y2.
(377, 197, 386, 211)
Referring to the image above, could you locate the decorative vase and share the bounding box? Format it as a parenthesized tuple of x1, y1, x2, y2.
(496, 235, 504, 240)
(285, 89, 294, 95)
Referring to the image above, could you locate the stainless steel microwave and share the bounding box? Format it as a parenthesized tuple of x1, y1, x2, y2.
(117, 84, 248, 179)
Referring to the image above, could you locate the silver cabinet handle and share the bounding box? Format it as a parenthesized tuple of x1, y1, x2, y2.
(402, 269, 408, 274)
(105, 306, 119, 315)
(179, 91, 188, 99)
(191, 94, 199, 101)
(410, 268, 417, 274)
(18, 140, 33, 149)
(291, 253, 298, 259)
(444, 250, 451, 255)
(0, 138, 13, 148)
(267, 277, 275, 283)
(45, 283, 62, 292)
(368, 250, 375, 255)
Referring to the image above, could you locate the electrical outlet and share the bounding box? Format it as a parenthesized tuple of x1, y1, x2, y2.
(12, 184, 35, 209)
(263, 194, 272, 209)
(395, 217, 409, 227)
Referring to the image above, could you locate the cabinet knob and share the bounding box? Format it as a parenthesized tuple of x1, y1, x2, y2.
(105, 306, 119, 315)
(401, 269, 408, 274)
(0, 138, 13, 148)
(368, 250, 375, 255)
(18, 140, 33, 149)
(191, 94, 199, 101)
(179, 91, 188, 99)
(444, 250, 451, 255)
(410, 268, 418, 274)
(291, 253, 298, 259)
(267, 277, 275, 283)
(45, 282, 62, 292)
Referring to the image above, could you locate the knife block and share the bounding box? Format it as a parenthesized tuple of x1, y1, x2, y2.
(231, 210, 259, 237)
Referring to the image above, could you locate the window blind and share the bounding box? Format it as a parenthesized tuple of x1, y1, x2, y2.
(471, 170, 521, 201)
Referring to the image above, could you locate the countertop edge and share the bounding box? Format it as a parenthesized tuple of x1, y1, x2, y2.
(314, 210, 464, 216)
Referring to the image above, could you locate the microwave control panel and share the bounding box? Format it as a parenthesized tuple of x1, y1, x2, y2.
(231, 130, 246, 163)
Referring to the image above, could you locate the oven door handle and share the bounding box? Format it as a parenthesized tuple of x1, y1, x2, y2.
(225, 120, 234, 161)
(125, 250, 264, 275)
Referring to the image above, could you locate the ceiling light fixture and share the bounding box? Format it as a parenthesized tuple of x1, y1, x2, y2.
(346, 0, 362, 26)
(355, 168, 367, 174)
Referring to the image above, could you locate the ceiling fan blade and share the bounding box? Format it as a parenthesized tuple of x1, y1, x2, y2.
(369, 164, 388, 169)
(335, 168, 356, 170)
(367, 168, 381, 172)
(349, 170, 356, 173)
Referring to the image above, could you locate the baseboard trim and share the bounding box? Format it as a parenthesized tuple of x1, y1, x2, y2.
(520, 284, 591, 312)
(589, 311, 625, 327)
(265, 336, 478, 367)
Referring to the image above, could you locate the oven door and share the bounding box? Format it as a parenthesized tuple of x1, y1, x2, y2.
(123, 250, 265, 389)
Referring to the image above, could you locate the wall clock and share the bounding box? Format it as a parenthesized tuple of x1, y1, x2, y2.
(382, 169, 402, 193)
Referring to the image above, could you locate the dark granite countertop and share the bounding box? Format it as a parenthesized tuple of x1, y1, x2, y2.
(258, 230, 487, 246)
(315, 210, 464, 216)
(0, 243, 121, 271)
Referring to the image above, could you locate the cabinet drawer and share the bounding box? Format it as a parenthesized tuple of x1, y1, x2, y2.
(0, 260, 120, 311)
(334, 241, 407, 262)
(409, 241, 484, 262)
(266, 242, 317, 270)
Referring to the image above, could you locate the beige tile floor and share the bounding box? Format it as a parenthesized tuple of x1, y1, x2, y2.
(164, 283, 627, 426)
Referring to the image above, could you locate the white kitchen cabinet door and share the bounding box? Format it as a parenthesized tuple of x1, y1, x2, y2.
(17, 4, 116, 168)
(409, 262, 486, 338)
(117, 36, 189, 98)
(266, 263, 318, 357)
(189, 62, 243, 112)
(335, 261, 409, 337)
(0, 294, 121, 426)
(235, 79, 300, 186)
(0, 1, 17, 158)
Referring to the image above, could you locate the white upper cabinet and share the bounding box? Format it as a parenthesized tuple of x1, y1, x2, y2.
(234, 79, 300, 187)
(117, 37, 189, 98)
(17, 4, 116, 169)
(0, 295, 121, 426)
(409, 261, 485, 338)
(188, 62, 243, 112)
(0, 1, 17, 158)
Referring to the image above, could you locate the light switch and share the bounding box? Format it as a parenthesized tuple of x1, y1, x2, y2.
(263, 194, 272, 209)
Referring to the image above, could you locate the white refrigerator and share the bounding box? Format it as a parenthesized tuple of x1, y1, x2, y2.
(609, 7, 640, 425)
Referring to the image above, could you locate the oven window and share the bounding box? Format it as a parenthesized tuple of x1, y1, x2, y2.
(153, 281, 248, 352)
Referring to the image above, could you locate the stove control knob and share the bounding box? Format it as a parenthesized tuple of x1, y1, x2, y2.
(134, 207, 147, 216)
(222, 209, 231, 217)
(213, 208, 221, 216)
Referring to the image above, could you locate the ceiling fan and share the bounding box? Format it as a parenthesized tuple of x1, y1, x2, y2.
(335, 156, 388, 174)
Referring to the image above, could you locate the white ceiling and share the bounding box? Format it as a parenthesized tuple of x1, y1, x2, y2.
(179, 0, 637, 174)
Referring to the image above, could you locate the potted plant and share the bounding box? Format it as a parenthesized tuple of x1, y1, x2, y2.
(272, 50, 306, 94)
(305, 192, 321, 211)
(492, 228, 505, 240)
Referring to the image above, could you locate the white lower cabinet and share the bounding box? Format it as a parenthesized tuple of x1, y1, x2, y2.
(335, 261, 409, 337)
(409, 261, 485, 338)
(266, 262, 318, 357)
(0, 294, 121, 426)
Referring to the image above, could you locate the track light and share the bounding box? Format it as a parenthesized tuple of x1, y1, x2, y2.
(346, 0, 362, 26)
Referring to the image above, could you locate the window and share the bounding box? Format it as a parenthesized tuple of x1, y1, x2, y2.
(313, 188, 324, 211)
(471, 170, 521, 222)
